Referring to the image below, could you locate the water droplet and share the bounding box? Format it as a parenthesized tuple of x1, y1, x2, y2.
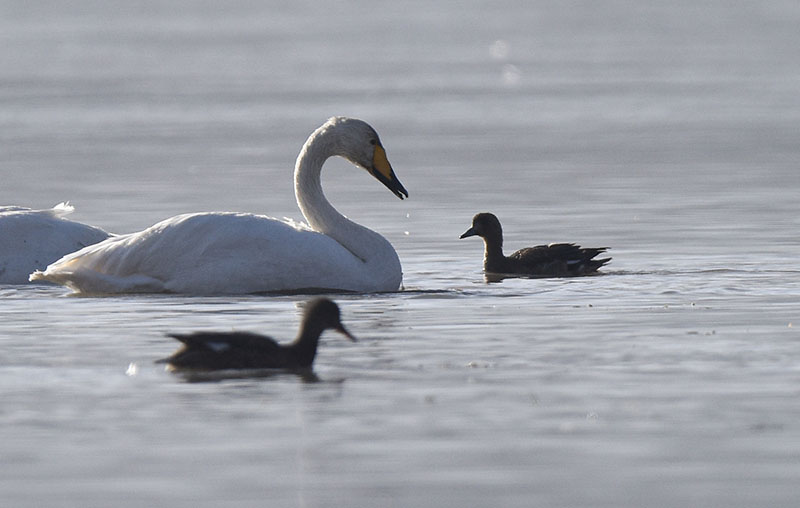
(125, 362, 138, 377)
(490, 39, 510, 60)
(502, 64, 521, 87)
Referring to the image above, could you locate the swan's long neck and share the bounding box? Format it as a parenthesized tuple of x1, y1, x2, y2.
(293, 127, 394, 265)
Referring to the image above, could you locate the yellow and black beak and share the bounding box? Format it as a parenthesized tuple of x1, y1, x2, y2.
(370, 143, 408, 200)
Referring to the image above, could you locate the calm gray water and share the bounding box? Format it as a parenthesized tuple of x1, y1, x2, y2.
(2, 1, 800, 506)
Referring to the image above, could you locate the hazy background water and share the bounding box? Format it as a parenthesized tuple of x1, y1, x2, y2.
(2, 1, 800, 507)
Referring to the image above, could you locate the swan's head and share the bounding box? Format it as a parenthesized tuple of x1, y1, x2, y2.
(322, 117, 409, 200)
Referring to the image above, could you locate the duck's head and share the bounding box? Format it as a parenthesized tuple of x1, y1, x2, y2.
(323, 117, 408, 200)
(303, 297, 357, 342)
(460, 212, 503, 241)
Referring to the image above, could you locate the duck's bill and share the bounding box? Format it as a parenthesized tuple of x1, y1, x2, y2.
(371, 144, 408, 200)
(460, 227, 477, 239)
(336, 325, 358, 342)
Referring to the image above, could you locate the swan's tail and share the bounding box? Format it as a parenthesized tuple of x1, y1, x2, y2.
(51, 202, 75, 217)
(0, 202, 74, 217)
(28, 270, 46, 282)
(30, 266, 166, 294)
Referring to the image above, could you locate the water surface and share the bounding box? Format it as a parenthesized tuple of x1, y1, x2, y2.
(2, 1, 800, 507)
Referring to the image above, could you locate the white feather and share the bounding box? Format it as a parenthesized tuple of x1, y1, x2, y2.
(0, 203, 110, 284)
(207, 342, 231, 352)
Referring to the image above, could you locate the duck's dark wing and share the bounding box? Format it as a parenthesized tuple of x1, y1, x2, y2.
(509, 243, 610, 276)
(157, 331, 290, 370)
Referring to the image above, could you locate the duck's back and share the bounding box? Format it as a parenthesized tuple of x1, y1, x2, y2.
(506, 243, 610, 276)
(159, 331, 290, 370)
(31, 212, 377, 294)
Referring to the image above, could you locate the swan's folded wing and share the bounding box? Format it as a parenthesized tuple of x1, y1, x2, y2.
(30, 212, 369, 294)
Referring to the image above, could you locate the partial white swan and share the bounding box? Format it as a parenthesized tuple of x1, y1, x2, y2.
(1, 203, 110, 284)
(31, 117, 409, 294)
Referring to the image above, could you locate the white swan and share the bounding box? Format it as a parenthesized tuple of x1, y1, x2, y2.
(30, 117, 409, 294)
(0, 203, 110, 284)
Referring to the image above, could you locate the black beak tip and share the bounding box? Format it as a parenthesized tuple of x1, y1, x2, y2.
(371, 167, 408, 200)
(460, 228, 476, 239)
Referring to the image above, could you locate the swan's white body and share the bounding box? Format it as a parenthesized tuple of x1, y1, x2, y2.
(0, 203, 110, 284)
(31, 117, 408, 294)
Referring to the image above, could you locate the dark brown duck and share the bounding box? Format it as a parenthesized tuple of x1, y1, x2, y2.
(460, 212, 610, 277)
(156, 298, 356, 371)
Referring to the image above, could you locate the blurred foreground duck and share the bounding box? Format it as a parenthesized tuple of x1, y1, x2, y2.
(460, 212, 610, 277)
(157, 298, 356, 371)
